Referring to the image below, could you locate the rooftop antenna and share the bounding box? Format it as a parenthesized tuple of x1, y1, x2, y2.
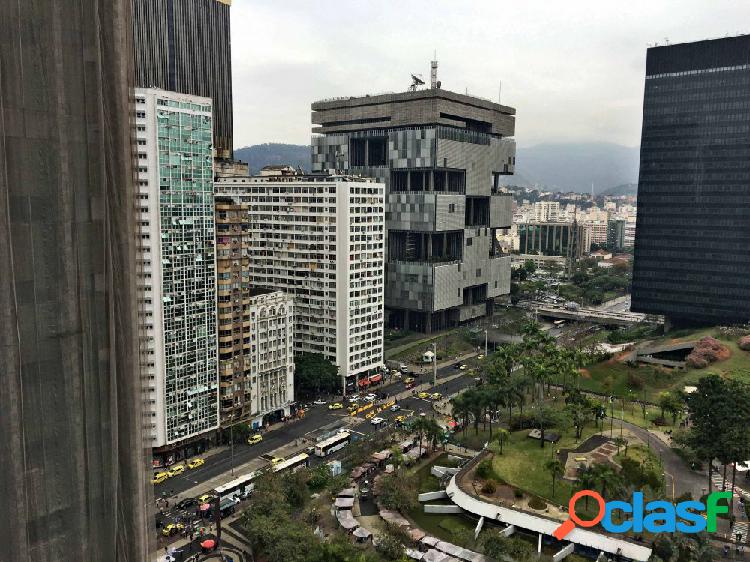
(409, 74, 425, 92)
(430, 51, 438, 89)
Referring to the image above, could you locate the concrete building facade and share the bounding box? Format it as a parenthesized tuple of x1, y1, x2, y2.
(134, 89, 218, 463)
(517, 222, 586, 260)
(533, 201, 560, 222)
(215, 195, 295, 427)
(632, 36, 750, 325)
(1, 1, 150, 559)
(310, 87, 514, 333)
(215, 174, 385, 390)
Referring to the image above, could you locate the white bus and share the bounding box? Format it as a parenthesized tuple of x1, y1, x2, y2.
(314, 431, 351, 457)
(213, 470, 261, 503)
(272, 453, 310, 475)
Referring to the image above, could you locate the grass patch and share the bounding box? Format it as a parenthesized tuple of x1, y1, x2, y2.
(571, 326, 750, 403)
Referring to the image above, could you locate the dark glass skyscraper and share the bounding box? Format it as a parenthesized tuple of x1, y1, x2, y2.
(132, 0, 234, 159)
(632, 36, 750, 326)
(1, 1, 150, 560)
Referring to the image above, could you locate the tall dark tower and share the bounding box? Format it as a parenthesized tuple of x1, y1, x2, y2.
(132, 0, 234, 159)
(632, 36, 750, 326)
(0, 1, 151, 561)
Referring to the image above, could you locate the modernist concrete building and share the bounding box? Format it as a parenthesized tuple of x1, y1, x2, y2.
(607, 218, 626, 252)
(132, 0, 234, 159)
(134, 89, 219, 465)
(1, 1, 150, 559)
(215, 195, 295, 427)
(517, 222, 586, 260)
(311, 87, 514, 333)
(215, 173, 385, 391)
(632, 35, 750, 325)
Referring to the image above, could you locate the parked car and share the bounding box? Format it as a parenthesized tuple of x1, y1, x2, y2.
(167, 464, 185, 477)
(390, 404, 401, 412)
(198, 493, 216, 504)
(161, 523, 185, 537)
(187, 458, 205, 469)
(370, 416, 385, 425)
(431, 392, 442, 400)
(364, 393, 377, 402)
(176, 498, 198, 511)
(399, 364, 409, 373)
(418, 392, 430, 399)
(403, 377, 415, 384)
(151, 472, 168, 485)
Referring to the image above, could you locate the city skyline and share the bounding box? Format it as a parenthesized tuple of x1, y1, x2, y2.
(231, 0, 750, 149)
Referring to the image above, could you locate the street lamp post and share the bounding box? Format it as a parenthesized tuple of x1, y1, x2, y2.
(484, 329, 488, 357)
(432, 342, 437, 387)
(663, 471, 675, 501)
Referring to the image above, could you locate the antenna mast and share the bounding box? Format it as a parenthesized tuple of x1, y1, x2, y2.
(431, 51, 438, 89)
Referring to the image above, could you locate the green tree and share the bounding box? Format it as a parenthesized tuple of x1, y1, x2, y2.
(294, 353, 340, 399)
(494, 428, 510, 455)
(545, 458, 565, 497)
(531, 405, 559, 449)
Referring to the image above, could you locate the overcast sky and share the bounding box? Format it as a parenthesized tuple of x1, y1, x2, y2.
(231, 0, 750, 149)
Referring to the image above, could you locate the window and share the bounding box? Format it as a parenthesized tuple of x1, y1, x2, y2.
(466, 238, 473, 246)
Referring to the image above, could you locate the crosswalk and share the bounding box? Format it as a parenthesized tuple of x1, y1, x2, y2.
(710, 474, 750, 541)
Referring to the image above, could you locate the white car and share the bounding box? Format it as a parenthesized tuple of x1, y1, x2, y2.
(348, 396, 361, 403)
(364, 393, 377, 402)
(390, 404, 401, 412)
(370, 416, 385, 425)
(459, 364, 467, 370)
(313, 399, 326, 405)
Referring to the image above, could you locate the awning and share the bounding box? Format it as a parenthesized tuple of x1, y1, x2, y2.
(353, 527, 373, 539)
(358, 379, 370, 387)
(335, 497, 355, 509)
(369, 374, 382, 383)
(200, 539, 215, 549)
(336, 509, 358, 530)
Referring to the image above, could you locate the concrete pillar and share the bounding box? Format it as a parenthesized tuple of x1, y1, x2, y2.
(364, 138, 369, 166)
(427, 234, 432, 261)
(538, 533, 542, 555)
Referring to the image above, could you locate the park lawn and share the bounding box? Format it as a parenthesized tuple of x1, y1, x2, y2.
(575, 326, 750, 402)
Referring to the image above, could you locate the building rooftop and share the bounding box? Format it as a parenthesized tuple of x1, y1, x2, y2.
(311, 87, 515, 137)
(215, 171, 380, 185)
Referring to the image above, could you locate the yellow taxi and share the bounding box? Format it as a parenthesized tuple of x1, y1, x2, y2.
(395, 415, 407, 424)
(418, 392, 430, 399)
(365, 411, 376, 419)
(198, 494, 215, 504)
(167, 464, 185, 477)
(151, 472, 169, 485)
(188, 458, 205, 469)
(328, 402, 344, 410)
(431, 392, 442, 400)
(271, 457, 283, 466)
(161, 523, 185, 537)
(404, 377, 415, 384)
(247, 434, 263, 445)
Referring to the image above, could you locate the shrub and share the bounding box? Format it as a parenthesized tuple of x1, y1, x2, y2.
(627, 371, 645, 390)
(481, 479, 497, 494)
(686, 336, 730, 368)
(739, 335, 750, 351)
(528, 497, 547, 510)
(514, 489, 524, 499)
(476, 459, 494, 480)
(509, 413, 536, 431)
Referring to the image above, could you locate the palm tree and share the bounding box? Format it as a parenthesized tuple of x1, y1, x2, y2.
(450, 395, 470, 437)
(545, 459, 565, 498)
(532, 405, 558, 449)
(614, 436, 628, 456)
(412, 417, 430, 454)
(494, 428, 510, 455)
(589, 463, 624, 499)
(577, 467, 598, 509)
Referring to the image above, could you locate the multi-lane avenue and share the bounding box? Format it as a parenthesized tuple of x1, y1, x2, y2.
(153, 359, 477, 500)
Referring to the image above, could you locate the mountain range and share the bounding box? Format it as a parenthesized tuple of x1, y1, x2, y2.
(234, 141, 641, 194)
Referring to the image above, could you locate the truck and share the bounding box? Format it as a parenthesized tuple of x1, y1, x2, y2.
(564, 302, 580, 311)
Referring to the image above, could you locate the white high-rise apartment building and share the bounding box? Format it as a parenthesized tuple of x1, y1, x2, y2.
(533, 201, 560, 222)
(215, 173, 385, 392)
(134, 88, 218, 462)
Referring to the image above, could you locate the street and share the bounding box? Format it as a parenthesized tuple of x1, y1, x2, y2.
(153, 359, 477, 500)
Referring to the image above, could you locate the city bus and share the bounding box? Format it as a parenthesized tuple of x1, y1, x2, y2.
(271, 453, 310, 474)
(213, 470, 261, 503)
(313, 431, 351, 457)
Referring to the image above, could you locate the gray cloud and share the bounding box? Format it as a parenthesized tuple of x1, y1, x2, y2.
(231, 0, 750, 148)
